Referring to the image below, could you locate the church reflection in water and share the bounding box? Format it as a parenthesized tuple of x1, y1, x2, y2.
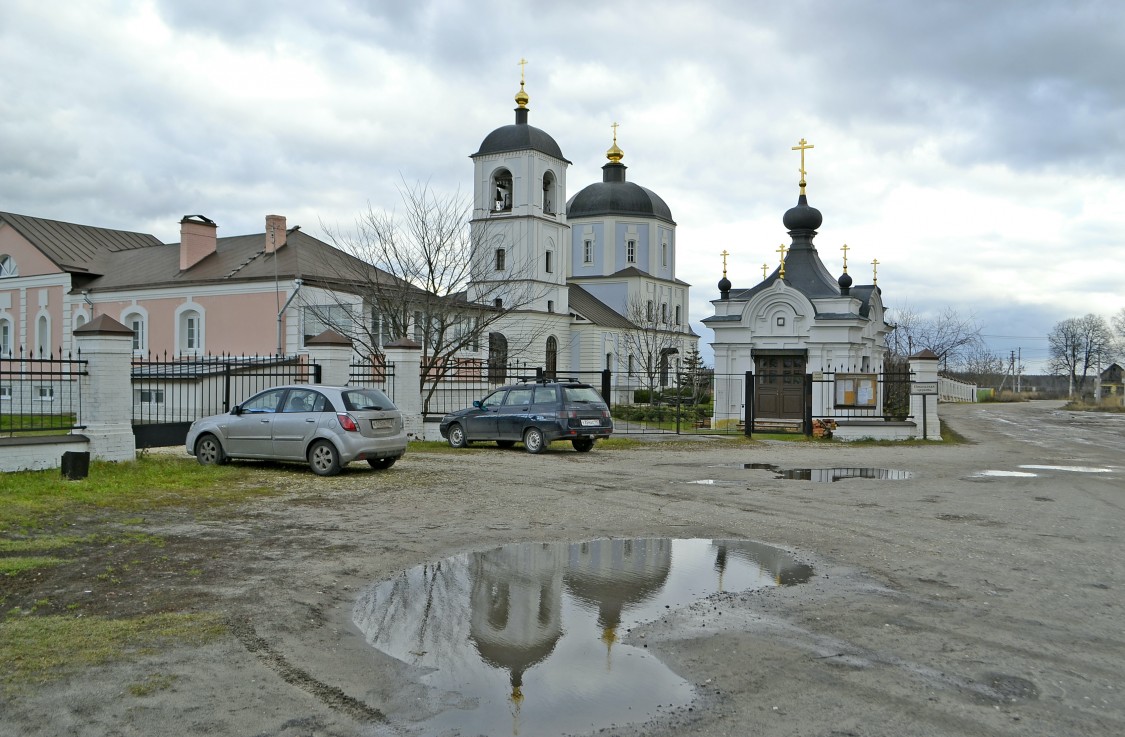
(353, 538, 812, 737)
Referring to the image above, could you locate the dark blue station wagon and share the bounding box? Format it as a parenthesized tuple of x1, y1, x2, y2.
(439, 379, 613, 453)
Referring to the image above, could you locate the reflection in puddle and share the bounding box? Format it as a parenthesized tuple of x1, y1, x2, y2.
(742, 464, 913, 482)
(1018, 465, 1112, 474)
(353, 538, 811, 736)
(972, 470, 1039, 478)
(681, 479, 737, 485)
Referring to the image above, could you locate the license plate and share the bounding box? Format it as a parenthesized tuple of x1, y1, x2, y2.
(580, 419, 600, 427)
(371, 419, 393, 430)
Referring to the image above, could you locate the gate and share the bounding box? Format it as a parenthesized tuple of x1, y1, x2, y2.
(131, 353, 321, 448)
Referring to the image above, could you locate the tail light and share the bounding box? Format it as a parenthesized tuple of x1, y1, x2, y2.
(337, 413, 359, 432)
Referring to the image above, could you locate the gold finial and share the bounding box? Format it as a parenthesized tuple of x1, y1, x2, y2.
(777, 243, 788, 279)
(841, 243, 850, 273)
(791, 137, 814, 195)
(871, 257, 879, 285)
(720, 249, 730, 277)
(515, 58, 529, 108)
(606, 121, 624, 163)
(762, 262, 769, 280)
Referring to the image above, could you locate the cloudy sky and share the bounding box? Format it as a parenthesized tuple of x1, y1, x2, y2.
(2, 0, 1123, 370)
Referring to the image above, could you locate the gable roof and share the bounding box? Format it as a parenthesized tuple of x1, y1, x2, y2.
(0, 211, 162, 273)
(567, 285, 636, 329)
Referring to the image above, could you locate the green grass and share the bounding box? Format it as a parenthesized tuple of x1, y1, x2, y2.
(0, 455, 274, 533)
(0, 612, 225, 692)
(0, 556, 69, 575)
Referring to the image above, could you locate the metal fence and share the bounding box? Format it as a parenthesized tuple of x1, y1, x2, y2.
(347, 356, 396, 399)
(131, 353, 320, 447)
(0, 347, 87, 436)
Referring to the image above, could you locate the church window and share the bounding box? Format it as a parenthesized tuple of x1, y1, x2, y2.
(662, 242, 668, 267)
(545, 250, 553, 273)
(0, 317, 11, 357)
(547, 300, 554, 313)
(776, 317, 786, 327)
(179, 309, 202, 354)
(545, 336, 557, 378)
(675, 305, 681, 325)
(627, 354, 634, 375)
(626, 240, 636, 263)
(494, 298, 503, 309)
(495, 248, 506, 271)
(583, 240, 593, 264)
(36, 314, 50, 355)
(605, 352, 613, 370)
(646, 300, 654, 321)
(124, 310, 146, 353)
(661, 303, 668, 323)
(0, 254, 16, 278)
(492, 169, 513, 212)
(542, 172, 556, 215)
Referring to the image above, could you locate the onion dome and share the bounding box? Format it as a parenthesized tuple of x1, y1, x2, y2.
(566, 139, 674, 223)
(718, 275, 732, 298)
(783, 194, 823, 231)
(837, 271, 853, 292)
(472, 76, 568, 162)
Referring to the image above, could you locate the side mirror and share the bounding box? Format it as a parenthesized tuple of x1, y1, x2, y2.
(472, 400, 482, 409)
(232, 406, 243, 416)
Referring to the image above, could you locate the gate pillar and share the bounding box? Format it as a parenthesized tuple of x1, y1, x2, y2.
(74, 315, 136, 462)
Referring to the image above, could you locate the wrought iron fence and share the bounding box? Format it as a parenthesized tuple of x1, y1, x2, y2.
(130, 353, 320, 447)
(0, 347, 87, 436)
(347, 356, 396, 399)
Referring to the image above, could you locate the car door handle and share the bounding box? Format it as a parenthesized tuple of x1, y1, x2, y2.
(305, 418, 316, 423)
(260, 419, 270, 423)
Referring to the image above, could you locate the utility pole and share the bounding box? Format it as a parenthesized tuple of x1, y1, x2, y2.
(1016, 348, 1022, 393)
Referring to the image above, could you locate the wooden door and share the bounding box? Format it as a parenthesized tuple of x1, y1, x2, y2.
(754, 355, 806, 420)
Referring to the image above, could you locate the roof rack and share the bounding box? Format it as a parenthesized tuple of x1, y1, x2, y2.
(517, 376, 580, 384)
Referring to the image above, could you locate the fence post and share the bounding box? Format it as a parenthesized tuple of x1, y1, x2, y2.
(383, 338, 423, 441)
(305, 329, 353, 386)
(73, 315, 136, 463)
(909, 350, 941, 440)
(804, 374, 814, 437)
(744, 371, 754, 437)
(601, 369, 611, 404)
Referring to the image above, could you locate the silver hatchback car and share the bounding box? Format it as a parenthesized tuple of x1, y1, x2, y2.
(186, 385, 406, 476)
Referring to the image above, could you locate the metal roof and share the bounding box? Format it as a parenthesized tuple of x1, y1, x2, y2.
(0, 211, 163, 272)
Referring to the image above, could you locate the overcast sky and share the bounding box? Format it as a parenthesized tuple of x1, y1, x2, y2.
(2, 0, 1123, 371)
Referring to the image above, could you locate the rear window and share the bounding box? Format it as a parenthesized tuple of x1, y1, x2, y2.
(341, 388, 396, 412)
(563, 386, 603, 403)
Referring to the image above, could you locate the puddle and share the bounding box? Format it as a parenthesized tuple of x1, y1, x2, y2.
(741, 464, 913, 482)
(1018, 465, 1112, 474)
(353, 538, 811, 736)
(971, 470, 1039, 478)
(680, 479, 738, 486)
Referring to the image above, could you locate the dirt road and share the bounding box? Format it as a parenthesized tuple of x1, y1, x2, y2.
(3, 401, 1122, 736)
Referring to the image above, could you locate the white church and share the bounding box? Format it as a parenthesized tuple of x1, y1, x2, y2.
(465, 74, 696, 391)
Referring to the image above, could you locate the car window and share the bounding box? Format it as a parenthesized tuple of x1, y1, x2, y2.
(504, 388, 534, 406)
(532, 386, 559, 404)
(480, 391, 506, 409)
(342, 388, 396, 412)
(241, 388, 286, 413)
(282, 389, 323, 413)
(564, 386, 603, 403)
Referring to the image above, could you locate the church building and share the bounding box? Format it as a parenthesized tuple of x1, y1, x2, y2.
(704, 140, 893, 433)
(467, 71, 695, 392)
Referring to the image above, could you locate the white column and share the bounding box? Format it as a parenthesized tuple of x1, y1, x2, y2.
(74, 316, 137, 462)
(909, 351, 941, 440)
(383, 339, 423, 441)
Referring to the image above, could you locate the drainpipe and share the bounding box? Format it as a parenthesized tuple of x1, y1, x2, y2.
(277, 278, 303, 355)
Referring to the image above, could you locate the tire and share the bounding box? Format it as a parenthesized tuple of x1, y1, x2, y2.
(447, 423, 468, 448)
(523, 427, 547, 454)
(195, 434, 228, 466)
(572, 437, 595, 453)
(496, 440, 516, 448)
(367, 458, 396, 470)
(308, 440, 342, 476)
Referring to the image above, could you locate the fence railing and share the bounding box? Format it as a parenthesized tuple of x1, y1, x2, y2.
(348, 356, 396, 398)
(0, 347, 87, 436)
(938, 374, 977, 402)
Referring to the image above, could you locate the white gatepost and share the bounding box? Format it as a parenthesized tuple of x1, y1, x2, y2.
(383, 338, 423, 441)
(909, 349, 942, 440)
(73, 315, 137, 462)
(305, 329, 354, 386)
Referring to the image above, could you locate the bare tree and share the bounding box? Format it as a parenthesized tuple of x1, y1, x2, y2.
(887, 304, 986, 370)
(955, 342, 1008, 388)
(623, 294, 686, 400)
(311, 181, 549, 406)
(1048, 313, 1115, 396)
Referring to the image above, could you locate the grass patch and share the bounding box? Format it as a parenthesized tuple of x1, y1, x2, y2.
(1, 556, 69, 575)
(0, 455, 274, 533)
(0, 612, 225, 692)
(1063, 401, 1125, 413)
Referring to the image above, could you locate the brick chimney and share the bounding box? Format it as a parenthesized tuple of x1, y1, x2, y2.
(179, 215, 218, 271)
(265, 214, 287, 253)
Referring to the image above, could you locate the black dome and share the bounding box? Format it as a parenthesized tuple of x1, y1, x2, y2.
(566, 163, 674, 223)
(473, 108, 568, 162)
(783, 194, 823, 231)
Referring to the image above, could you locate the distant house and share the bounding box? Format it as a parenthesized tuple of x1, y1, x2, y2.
(1101, 363, 1123, 405)
(0, 211, 412, 359)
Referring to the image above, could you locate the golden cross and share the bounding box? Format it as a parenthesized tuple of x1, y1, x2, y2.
(777, 243, 788, 279)
(720, 249, 729, 276)
(841, 243, 850, 272)
(762, 262, 769, 280)
(518, 58, 528, 83)
(611, 121, 619, 144)
(871, 257, 880, 284)
(791, 137, 814, 193)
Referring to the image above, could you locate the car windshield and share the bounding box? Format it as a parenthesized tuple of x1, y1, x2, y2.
(342, 388, 396, 412)
(563, 386, 603, 403)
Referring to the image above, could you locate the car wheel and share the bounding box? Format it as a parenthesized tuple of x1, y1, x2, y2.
(524, 427, 547, 454)
(572, 437, 595, 453)
(447, 423, 469, 448)
(367, 458, 396, 470)
(195, 434, 228, 466)
(308, 440, 342, 476)
(496, 440, 516, 448)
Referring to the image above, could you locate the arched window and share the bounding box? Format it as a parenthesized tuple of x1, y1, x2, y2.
(0, 254, 17, 278)
(542, 171, 556, 215)
(36, 314, 50, 356)
(626, 239, 636, 264)
(495, 248, 506, 271)
(0, 317, 12, 357)
(660, 348, 679, 387)
(545, 249, 553, 273)
(675, 305, 681, 325)
(492, 168, 513, 212)
(123, 309, 147, 353)
(646, 300, 654, 321)
(605, 352, 613, 371)
(661, 303, 668, 323)
(662, 242, 669, 267)
(545, 336, 558, 378)
(488, 332, 508, 383)
(177, 306, 203, 354)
